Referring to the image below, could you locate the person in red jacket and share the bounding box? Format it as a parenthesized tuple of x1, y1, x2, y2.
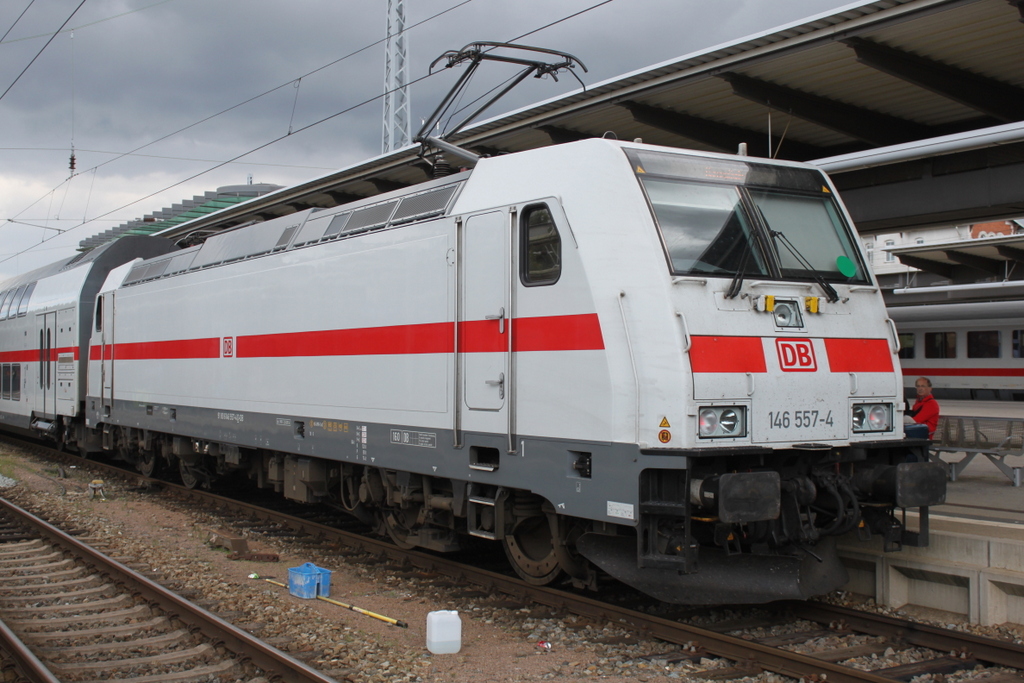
(906, 377, 940, 438)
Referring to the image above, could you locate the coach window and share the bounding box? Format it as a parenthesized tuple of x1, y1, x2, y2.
(968, 330, 1000, 358)
(1015, 331, 1024, 358)
(924, 331, 956, 359)
(9, 365, 19, 401)
(521, 204, 561, 285)
(7, 285, 27, 320)
(1, 365, 9, 400)
(898, 333, 915, 359)
(17, 282, 35, 317)
(0, 289, 14, 320)
(95, 297, 103, 332)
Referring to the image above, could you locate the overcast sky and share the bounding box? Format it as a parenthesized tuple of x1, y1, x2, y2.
(0, 0, 856, 281)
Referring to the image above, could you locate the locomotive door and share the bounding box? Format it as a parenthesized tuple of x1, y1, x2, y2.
(35, 312, 56, 417)
(461, 210, 510, 415)
(55, 306, 76, 414)
(100, 292, 114, 415)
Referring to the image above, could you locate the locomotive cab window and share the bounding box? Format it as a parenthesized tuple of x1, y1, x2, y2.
(643, 180, 770, 278)
(95, 297, 103, 332)
(521, 205, 561, 285)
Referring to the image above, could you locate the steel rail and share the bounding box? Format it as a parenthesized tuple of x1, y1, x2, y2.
(787, 600, 1024, 670)
(0, 495, 340, 683)
(0, 617, 62, 683)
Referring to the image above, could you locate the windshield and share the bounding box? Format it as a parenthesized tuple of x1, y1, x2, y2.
(750, 190, 863, 282)
(627, 149, 869, 285)
(643, 179, 770, 277)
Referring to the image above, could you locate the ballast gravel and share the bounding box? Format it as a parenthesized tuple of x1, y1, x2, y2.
(0, 446, 1022, 683)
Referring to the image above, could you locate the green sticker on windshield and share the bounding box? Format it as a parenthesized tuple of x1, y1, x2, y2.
(836, 255, 858, 278)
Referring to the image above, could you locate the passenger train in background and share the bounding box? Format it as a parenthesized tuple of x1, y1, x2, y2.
(889, 296, 1024, 404)
(0, 139, 946, 604)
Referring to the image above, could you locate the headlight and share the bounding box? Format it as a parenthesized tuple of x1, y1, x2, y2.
(699, 409, 719, 436)
(852, 403, 892, 433)
(773, 300, 803, 328)
(698, 406, 747, 439)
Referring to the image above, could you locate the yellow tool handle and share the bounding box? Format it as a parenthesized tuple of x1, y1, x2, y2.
(259, 578, 408, 628)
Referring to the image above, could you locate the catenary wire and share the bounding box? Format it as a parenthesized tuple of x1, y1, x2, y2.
(0, 0, 177, 45)
(0, 1, 36, 45)
(0, 0, 88, 105)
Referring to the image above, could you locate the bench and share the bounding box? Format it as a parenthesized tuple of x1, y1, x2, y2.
(929, 415, 1024, 487)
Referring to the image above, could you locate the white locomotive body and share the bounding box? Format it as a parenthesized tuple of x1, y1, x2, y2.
(2, 140, 945, 603)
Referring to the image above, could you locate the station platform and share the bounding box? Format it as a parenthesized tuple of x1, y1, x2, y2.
(838, 399, 1024, 625)
(933, 450, 1024, 526)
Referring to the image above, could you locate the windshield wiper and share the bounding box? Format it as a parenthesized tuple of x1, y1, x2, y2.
(725, 237, 752, 299)
(769, 229, 840, 303)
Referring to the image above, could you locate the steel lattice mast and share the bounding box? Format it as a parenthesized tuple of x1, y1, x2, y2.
(382, 0, 411, 154)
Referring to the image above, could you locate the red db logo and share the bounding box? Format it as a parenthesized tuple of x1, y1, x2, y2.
(776, 339, 816, 372)
(222, 337, 234, 358)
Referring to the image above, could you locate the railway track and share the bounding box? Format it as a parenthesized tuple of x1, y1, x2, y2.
(0, 494, 340, 683)
(7, 435, 1024, 683)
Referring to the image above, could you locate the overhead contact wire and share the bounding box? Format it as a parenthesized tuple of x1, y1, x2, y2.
(0, 0, 88, 105)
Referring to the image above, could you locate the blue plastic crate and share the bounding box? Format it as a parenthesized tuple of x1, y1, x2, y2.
(287, 562, 332, 599)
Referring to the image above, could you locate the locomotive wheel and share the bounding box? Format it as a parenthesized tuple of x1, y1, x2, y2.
(137, 449, 160, 478)
(503, 514, 561, 585)
(381, 507, 418, 550)
(178, 460, 201, 489)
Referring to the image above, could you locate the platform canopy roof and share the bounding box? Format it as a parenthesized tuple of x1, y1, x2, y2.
(155, 0, 1024, 245)
(888, 231, 1024, 280)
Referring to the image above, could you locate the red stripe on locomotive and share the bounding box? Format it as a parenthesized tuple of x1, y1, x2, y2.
(824, 338, 893, 373)
(689, 336, 768, 373)
(84, 314, 605, 360)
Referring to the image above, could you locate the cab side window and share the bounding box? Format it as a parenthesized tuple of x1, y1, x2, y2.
(520, 204, 561, 286)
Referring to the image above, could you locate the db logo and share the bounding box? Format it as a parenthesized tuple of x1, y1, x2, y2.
(776, 339, 816, 372)
(222, 337, 234, 358)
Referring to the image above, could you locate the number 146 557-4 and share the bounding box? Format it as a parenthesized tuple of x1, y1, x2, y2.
(767, 410, 833, 429)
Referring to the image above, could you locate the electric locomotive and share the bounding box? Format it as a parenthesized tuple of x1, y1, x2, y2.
(0, 139, 945, 604)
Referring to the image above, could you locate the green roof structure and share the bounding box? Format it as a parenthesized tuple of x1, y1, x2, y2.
(78, 183, 281, 250)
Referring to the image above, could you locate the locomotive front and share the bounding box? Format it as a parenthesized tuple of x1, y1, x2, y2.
(576, 145, 946, 603)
